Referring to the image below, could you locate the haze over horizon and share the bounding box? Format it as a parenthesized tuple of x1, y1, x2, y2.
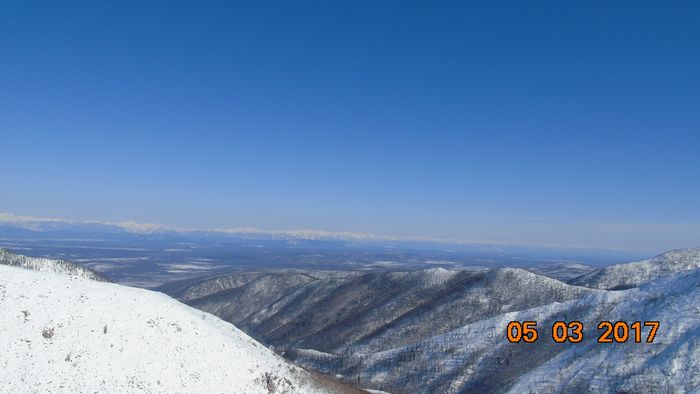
(2, 1, 699, 253)
(0, 211, 696, 255)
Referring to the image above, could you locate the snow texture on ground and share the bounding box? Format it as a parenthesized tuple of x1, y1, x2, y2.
(0, 264, 339, 393)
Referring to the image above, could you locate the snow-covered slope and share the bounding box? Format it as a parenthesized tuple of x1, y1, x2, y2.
(0, 248, 109, 282)
(570, 248, 700, 290)
(165, 250, 700, 393)
(290, 268, 700, 393)
(164, 268, 591, 355)
(0, 265, 352, 393)
(507, 269, 700, 393)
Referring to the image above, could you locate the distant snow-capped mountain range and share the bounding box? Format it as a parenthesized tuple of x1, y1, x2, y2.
(0, 212, 421, 241)
(0, 212, 638, 253)
(0, 212, 652, 269)
(0, 212, 175, 234)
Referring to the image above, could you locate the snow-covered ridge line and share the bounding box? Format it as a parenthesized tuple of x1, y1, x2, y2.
(175, 248, 700, 392)
(165, 266, 593, 357)
(0, 264, 351, 393)
(0, 248, 109, 282)
(570, 247, 700, 289)
(290, 267, 700, 393)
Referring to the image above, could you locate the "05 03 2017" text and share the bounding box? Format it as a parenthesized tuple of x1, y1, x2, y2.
(506, 320, 660, 344)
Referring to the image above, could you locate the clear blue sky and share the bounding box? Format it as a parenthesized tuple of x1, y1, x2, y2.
(2, 1, 699, 252)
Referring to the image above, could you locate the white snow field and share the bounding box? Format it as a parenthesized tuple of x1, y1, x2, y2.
(0, 264, 344, 393)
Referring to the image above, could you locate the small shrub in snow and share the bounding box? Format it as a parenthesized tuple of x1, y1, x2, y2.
(42, 327, 55, 339)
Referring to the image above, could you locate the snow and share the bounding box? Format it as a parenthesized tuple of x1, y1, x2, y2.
(571, 248, 700, 289)
(288, 261, 700, 392)
(0, 248, 108, 282)
(508, 268, 700, 393)
(0, 265, 337, 393)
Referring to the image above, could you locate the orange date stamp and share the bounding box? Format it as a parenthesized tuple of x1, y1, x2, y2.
(506, 320, 659, 343)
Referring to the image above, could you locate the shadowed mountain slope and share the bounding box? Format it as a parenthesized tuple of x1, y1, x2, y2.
(165, 268, 591, 353)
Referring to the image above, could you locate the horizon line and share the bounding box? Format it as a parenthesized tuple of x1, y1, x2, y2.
(0, 212, 662, 254)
